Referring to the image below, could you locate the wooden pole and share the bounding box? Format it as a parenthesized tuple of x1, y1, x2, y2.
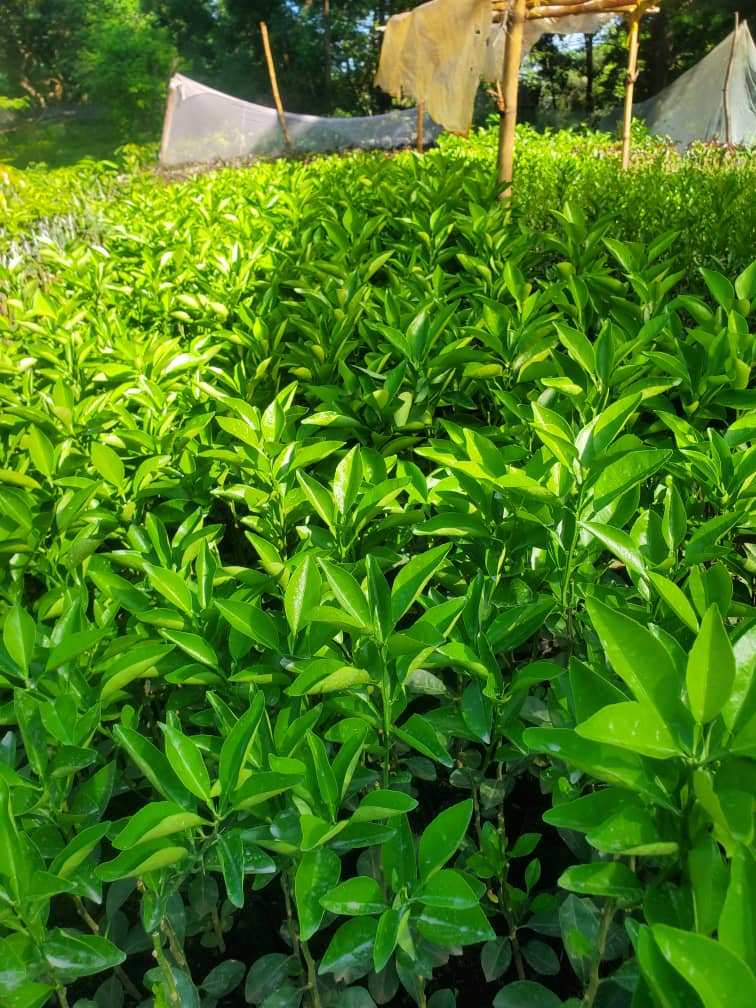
(260, 21, 292, 155)
(621, 13, 640, 170)
(496, 0, 527, 200)
(723, 12, 740, 147)
(417, 102, 424, 153)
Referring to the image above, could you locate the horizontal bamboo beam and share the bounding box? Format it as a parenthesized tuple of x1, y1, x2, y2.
(492, 0, 659, 13)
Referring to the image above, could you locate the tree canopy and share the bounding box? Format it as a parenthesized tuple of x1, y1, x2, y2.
(0, 0, 749, 138)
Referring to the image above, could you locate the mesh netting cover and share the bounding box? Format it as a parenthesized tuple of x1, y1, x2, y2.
(608, 21, 756, 149)
(160, 74, 442, 166)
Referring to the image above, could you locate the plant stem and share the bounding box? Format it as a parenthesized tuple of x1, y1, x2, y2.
(152, 931, 180, 1004)
(581, 898, 616, 1008)
(301, 937, 323, 1008)
(56, 984, 70, 1008)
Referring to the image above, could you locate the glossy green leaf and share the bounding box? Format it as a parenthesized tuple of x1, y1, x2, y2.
(318, 917, 378, 982)
(415, 869, 480, 909)
(218, 829, 246, 908)
(90, 441, 125, 489)
(160, 723, 212, 802)
(369, 911, 404, 980)
(591, 450, 671, 512)
(318, 559, 372, 631)
(585, 596, 683, 725)
(96, 840, 189, 882)
(648, 572, 699, 633)
(390, 543, 449, 625)
(395, 713, 453, 767)
(417, 903, 495, 947)
(2, 606, 35, 675)
(558, 862, 642, 905)
(576, 701, 682, 759)
(143, 563, 195, 616)
(718, 845, 756, 974)
(215, 598, 280, 650)
(689, 836, 728, 936)
(113, 725, 193, 808)
(524, 727, 675, 809)
(652, 924, 756, 1008)
(111, 801, 206, 849)
(481, 937, 513, 982)
(42, 929, 125, 978)
(686, 604, 736, 724)
(296, 847, 341, 941)
(352, 789, 418, 821)
(284, 555, 322, 637)
(320, 876, 389, 916)
(418, 799, 472, 880)
(217, 692, 265, 801)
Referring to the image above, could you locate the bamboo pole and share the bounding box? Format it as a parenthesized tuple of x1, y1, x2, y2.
(723, 12, 740, 147)
(621, 12, 640, 170)
(496, 0, 527, 200)
(417, 102, 425, 153)
(260, 21, 293, 155)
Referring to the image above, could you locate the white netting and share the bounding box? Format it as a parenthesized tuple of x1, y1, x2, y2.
(160, 74, 442, 166)
(632, 21, 756, 149)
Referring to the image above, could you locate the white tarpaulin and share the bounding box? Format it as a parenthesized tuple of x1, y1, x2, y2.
(376, 0, 615, 134)
(629, 21, 756, 149)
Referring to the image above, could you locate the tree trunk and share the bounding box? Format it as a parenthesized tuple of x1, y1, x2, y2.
(323, 0, 332, 112)
(585, 33, 594, 114)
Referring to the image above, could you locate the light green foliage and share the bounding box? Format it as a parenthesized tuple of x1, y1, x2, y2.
(0, 133, 753, 1007)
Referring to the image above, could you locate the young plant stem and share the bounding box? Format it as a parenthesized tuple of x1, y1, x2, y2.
(381, 661, 392, 788)
(301, 937, 323, 1008)
(152, 931, 180, 1004)
(581, 898, 616, 1008)
(56, 984, 70, 1008)
(73, 896, 143, 1001)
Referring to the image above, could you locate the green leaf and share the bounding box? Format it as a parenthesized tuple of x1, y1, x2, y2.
(585, 596, 684, 726)
(395, 713, 453, 767)
(318, 559, 372, 631)
(296, 847, 341, 941)
(111, 802, 206, 849)
(689, 836, 728, 935)
(113, 725, 193, 808)
(217, 692, 265, 802)
(3, 606, 35, 675)
(218, 829, 245, 908)
(415, 869, 480, 910)
(522, 940, 560, 976)
(201, 960, 246, 998)
(718, 845, 756, 975)
(96, 840, 189, 882)
(493, 981, 562, 1008)
(524, 728, 675, 810)
(284, 555, 322, 636)
(381, 813, 416, 892)
(373, 907, 405, 974)
(319, 917, 378, 982)
(215, 598, 280, 650)
(481, 937, 513, 982)
(0, 778, 31, 902)
(418, 799, 472, 880)
(352, 789, 418, 821)
(231, 771, 302, 810)
(652, 924, 756, 1008)
(159, 628, 218, 667)
(543, 788, 639, 833)
(160, 723, 212, 802)
(42, 930, 125, 979)
(297, 471, 336, 532)
(648, 573, 699, 633)
(90, 441, 125, 489)
(306, 730, 339, 821)
(99, 641, 174, 701)
(27, 426, 55, 479)
(144, 564, 194, 616)
(390, 544, 450, 625)
(686, 604, 736, 724)
(576, 701, 682, 759)
(636, 925, 698, 1008)
(366, 554, 393, 642)
(320, 876, 389, 916)
(581, 521, 646, 579)
(50, 822, 111, 880)
(558, 862, 643, 905)
(591, 450, 671, 512)
(333, 445, 363, 515)
(560, 894, 599, 984)
(416, 905, 495, 947)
